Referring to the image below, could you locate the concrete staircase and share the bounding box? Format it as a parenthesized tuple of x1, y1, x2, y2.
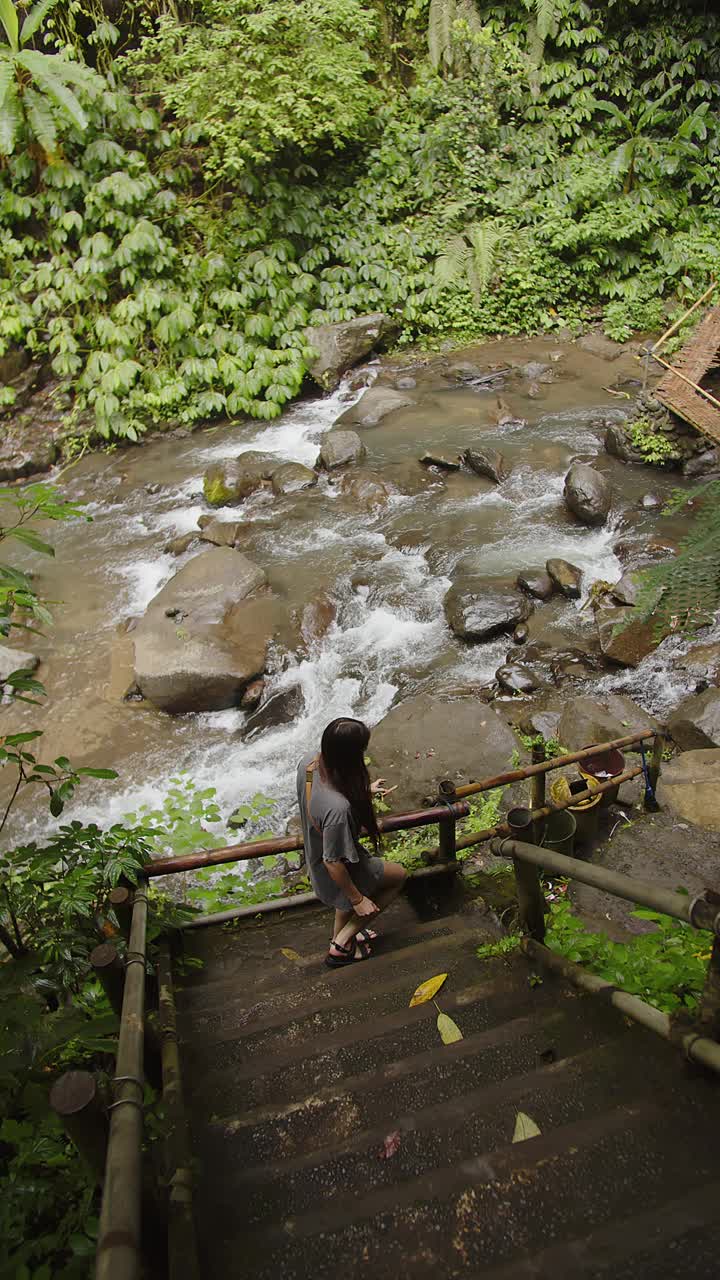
(175, 881, 720, 1279)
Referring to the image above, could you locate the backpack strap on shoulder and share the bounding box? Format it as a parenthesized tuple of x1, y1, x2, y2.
(305, 756, 321, 833)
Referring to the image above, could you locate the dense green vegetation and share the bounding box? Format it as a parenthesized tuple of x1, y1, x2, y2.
(1, 0, 719, 445)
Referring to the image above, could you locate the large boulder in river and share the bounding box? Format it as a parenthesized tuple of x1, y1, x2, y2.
(318, 431, 366, 470)
(517, 570, 555, 601)
(546, 559, 583, 599)
(462, 446, 510, 484)
(605, 422, 645, 465)
(369, 695, 519, 809)
(203, 452, 277, 506)
(657, 750, 720, 831)
(563, 462, 611, 527)
(594, 599, 663, 667)
(444, 578, 531, 642)
(336, 468, 393, 510)
(244, 683, 305, 741)
(132, 549, 284, 714)
(557, 694, 659, 753)
(271, 463, 317, 496)
(336, 386, 414, 428)
(304, 313, 390, 390)
(0, 642, 39, 682)
(668, 689, 720, 750)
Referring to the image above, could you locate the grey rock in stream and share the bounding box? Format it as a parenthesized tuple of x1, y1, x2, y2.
(300, 592, 337, 647)
(610, 570, 640, 607)
(557, 694, 660, 753)
(462, 446, 510, 484)
(336, 386, 414, 427)
(132, 548, 288, 714)
(244, 684, 305, 741)
(672, 640, 720, 688)
(420, 453, 460, 471)
(0, 642, 39, 682)
(546, 558, 583, 599)
(444, 579, 531, 641)
(317, 431, 366, 470)
(368, 694, 519, 810)
(594, 598, 664, 668)
(657, 750, 720, 831)
(682, 448, 720, 479)
(199, 519, 246, 549)
(517, 571, 555, 601)
(495, 663, 540, 694)
(577, 332, 624, 361)
(563, 462, 611, 527)
(203, 452, 277, 506)
(270, 462, 317, 495)
(336, 468, 393, 509)
(0, 409, 60, 480)
(668, 689, 720, 751)
(605, 422, 645, 464)
(304, 313, 389, 390)
(165, 531, 198, 556)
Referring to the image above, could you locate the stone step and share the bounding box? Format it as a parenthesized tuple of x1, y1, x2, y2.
(176, 913, 486, 1011)
(478, 1179, 720, 1279)
(196, 1028, 667, 1229)
(191, 995, 627, 1142)
(206, 1102, 718, 1278)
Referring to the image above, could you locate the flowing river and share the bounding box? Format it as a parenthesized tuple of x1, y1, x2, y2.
(5, 335, 706, 844)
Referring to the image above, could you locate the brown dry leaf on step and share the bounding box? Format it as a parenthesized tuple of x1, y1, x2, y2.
(378, 1130, 401, 1160)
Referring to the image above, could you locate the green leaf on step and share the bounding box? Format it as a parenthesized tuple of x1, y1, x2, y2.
(437, 1011, 463, 1044)
(280, 947, 302, 962)
(513, 1111, 541, 1142)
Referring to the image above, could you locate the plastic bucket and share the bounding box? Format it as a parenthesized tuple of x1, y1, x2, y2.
(507, 807, 534, 838)
(550, 776, 602, 846)
(541, 808, 576, 856)
(578, 747, 625, 806)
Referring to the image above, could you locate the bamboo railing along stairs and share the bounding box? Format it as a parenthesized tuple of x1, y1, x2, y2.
(50, 727, 720, 1279)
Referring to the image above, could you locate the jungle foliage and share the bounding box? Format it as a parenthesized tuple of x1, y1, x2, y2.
(0, 0, 719, 444)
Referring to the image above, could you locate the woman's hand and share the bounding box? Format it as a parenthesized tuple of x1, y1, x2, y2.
(354, 895, 379, 918)
(371, 778, 397, 797)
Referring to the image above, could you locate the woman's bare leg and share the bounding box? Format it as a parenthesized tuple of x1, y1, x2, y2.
(334, 862, 407, 949)
(333, 908, 352, 942)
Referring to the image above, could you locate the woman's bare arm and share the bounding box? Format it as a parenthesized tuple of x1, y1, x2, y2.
(325, 861, 378, 916)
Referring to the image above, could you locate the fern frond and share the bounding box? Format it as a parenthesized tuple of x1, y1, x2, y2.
(23, 84, 57, 155)
(630, 479, 720, 638)
(534, 0, 559, 42)
(434, 234, 466, 289)
(0, 72, 20, 153)
(466, 221, 501, 299)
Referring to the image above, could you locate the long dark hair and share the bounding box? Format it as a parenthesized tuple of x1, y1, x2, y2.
(319, 717, 380, 849)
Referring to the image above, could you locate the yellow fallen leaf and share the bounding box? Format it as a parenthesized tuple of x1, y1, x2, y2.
(513, 1111, 541, 1143)
(280, 948, 302, 962)
(437, 1011, 463, 1044)
(409, 973, 447, 1007)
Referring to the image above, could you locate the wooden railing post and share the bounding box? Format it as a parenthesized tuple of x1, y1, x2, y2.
(530, 741, 546, 846)
(437, 780, 457, 862)
(646, 732, 665, 806)
(50, 1070, 108, 1183)
(109, 886, 134, 941)
(513, 855, 547, 943)
(91, 942, 125, 1017)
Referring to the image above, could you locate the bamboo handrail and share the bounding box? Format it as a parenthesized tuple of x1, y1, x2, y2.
(96, 883, 148, 1280)
(494, 836, 720, 936)
(452, 731, 653, 799)
(146, 799, 470, 876)
(650, 281, 717, 355)
(646, 349, 720, 414)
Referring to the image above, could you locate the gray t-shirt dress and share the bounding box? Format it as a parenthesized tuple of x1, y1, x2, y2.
(296, 751, 385, 911)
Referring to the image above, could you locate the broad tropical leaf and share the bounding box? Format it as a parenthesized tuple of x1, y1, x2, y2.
(0, 0, 19, 51)
(23, 84, 56, 155)
(409, 973, 448, 1006)
(513, 1111, 541, 1142)
(20, 0, 60, 45)
(437, 1011, 463, 1044)
(21, 59, 87, 131)
(0, 72, 19, 152)
(533, 0, 559, 42)
(428, 0, 456, 70)
(0, 55, 13, 110)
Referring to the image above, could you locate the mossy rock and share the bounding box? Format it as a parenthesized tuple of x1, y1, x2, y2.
(204, 469, 234, 507)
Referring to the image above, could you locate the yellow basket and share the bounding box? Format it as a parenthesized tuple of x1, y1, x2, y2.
(550, 775, 602, 811)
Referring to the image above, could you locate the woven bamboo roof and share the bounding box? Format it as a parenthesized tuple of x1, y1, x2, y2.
(655, 306, 720, 442)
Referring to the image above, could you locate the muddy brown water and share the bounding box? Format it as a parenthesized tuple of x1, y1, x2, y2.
(1, 335, 703, 844)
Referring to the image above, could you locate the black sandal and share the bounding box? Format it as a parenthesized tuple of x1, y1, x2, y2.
(325, 938, 372, 969)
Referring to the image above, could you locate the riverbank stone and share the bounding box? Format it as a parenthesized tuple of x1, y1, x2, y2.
(318, 431, 366, 470)
(668, 689, 720, 750)
(495, 663, 540, 694)
(577, 332, 624, 361)
(132, 548, 276, 714)
(0, 643, 39, 683)
(546, 558, 582, 598)
(517, 571, 555, 601)
(462, 446, 510, 484)
(199, 519, 246, 549)
(657, 750, 720, 831)
(203, 452, 277, 506)
(563, 462, 612, 526)
(336, 386, 414, 427)
(304, 313, 389, 390)
(594, 599, 663, 667)
(605, 422, 646, 464)
(270, 463, 317, 496)
(444, 578, 531, 642)
(556, 693, 660, 753)
(369, 694, 519, 809)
